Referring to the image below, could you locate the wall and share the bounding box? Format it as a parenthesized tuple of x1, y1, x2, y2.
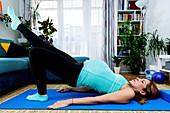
(144, 0, 170, 68)
(0, 0, 23, 43)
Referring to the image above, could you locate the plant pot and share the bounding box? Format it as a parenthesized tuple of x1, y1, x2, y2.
(167, 45, 170, 55)
(114, 67, 121, 74)
(149, 65, 157, 74)
(130, 67, 140, 75)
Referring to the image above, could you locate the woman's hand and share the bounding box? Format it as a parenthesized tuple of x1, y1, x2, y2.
(57, 86, 96, 93)
(56, 87, 73, 93)
(47, 99, 72, 109)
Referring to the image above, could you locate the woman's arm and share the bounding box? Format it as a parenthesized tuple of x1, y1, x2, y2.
(56, 86, 97, 93)
(47, 88, 135, 109)
(72, 88, 135, 104)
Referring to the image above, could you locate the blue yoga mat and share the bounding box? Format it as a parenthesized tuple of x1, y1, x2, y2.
(0, 89, 170, 111)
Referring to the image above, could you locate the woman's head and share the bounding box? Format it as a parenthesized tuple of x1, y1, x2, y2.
(129, 78, 160, 104)
(129, 77, 151, 95)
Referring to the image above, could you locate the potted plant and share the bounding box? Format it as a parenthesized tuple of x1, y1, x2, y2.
(119, 21, 148, 75)
(18, 16, 31, 30)
(112, 56, 122, 74)
(38, 17, 57, 45)
(147, 30, 167, 71)
(166, 38, 170, 55)
(0, 13, 11, 27)
(28, 0, 42, 29)
(18, 0, 41, 49)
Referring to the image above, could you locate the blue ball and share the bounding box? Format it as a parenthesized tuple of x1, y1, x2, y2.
(153, 72, 165, 83)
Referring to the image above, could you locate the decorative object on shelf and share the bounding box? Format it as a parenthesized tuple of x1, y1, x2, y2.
(165, 61, 170, 70)
(166, 38, 170, 55)
(112, 56, 122, 74)
(119, 21, 148, 75)
(38, 17, 57, 45)
(128, 1, 139, 10)
(152, 72, 165, 83)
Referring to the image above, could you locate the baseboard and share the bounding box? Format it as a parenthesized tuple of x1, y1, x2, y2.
(120, 71, 131, 73)
(120, 71, 145, 75)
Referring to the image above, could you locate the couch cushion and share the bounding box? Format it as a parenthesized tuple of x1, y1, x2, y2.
(18, 57, 89, 68)
(0, 57, 89, 75)
(0, 58, 29, 74)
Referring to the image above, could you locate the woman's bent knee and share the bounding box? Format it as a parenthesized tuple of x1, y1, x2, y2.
(29, 47, 44, 58)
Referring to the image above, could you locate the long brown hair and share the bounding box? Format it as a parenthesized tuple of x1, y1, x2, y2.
(133, 80, 160, 105)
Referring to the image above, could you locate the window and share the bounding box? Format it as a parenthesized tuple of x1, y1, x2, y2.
(37, 0, 104, 58)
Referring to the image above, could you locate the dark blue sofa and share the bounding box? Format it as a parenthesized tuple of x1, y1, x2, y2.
(0, 39, 89, 94)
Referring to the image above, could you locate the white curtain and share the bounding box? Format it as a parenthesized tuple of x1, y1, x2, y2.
(19, 0, 31, 21)
(36, 0, 105, 60)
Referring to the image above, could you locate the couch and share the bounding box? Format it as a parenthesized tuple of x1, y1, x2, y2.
(0, 38, 89, 95)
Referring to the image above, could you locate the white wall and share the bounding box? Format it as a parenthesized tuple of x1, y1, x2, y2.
(0, 0, 23, 43)
(144, 0, 170, 67)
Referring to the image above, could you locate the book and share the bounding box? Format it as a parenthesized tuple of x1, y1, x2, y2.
(118, 0, 120, 10)
(118, 0, 127, 10)
(122, 0, 124, 10)
(128, 14, 133, 21)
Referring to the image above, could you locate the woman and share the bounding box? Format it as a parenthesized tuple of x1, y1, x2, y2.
(7, 6, 160, 109)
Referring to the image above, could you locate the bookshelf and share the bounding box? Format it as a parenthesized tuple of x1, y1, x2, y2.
(115, 0, 144, 56)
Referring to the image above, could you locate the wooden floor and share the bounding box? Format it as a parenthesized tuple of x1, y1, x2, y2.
(0, 73, 170, 113)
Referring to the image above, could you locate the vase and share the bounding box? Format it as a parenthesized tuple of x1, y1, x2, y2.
(114, 67, 121, 74)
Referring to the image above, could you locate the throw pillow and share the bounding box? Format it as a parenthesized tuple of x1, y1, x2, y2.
(0, 39, 13, 57)
(0, 43, 10, 53)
